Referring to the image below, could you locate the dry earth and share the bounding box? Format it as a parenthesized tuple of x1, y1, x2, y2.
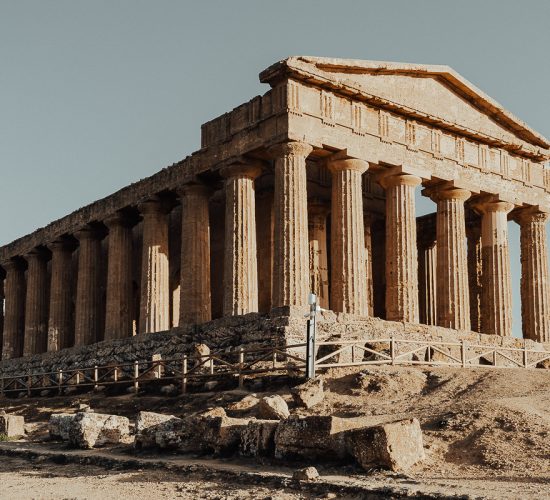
(0, 365, 549, 499)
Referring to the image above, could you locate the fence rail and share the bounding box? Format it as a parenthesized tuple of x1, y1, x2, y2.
(0, 337, 548, 397)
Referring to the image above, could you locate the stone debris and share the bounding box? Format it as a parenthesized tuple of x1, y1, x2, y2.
(239, 419, 278, 457)
(348, 418, 425, 471)
(49, 412, 130, 449)
(292, 466, 320, 481)
(0, 413, 25, 438)
(226, 394, 259, 414)
(258, 395, 290, 420)
(291, 378, 325, 409)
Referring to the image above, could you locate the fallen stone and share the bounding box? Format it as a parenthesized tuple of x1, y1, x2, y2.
(204, 380, 218, 391)
(258, 395, 290, 420)
(348, 418, 425, 472)
(226, 395, 259, 414)
(291, 378, 324, 409)
(293, 466, 319, 481)
(160, 384, 178, 396)
(0, 414, 25, 438)
(68, 412, 130, 449)
(134, 411, 180, 449)
(240, 419, 278, 457)
(49, 413, 75, 441)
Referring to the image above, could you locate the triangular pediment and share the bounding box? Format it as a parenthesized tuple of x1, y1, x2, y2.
(260, 56, 550, 156)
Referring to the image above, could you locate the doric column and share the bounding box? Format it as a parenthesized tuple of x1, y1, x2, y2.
(256, 190, 275, 313)
(308, 201, 330, 309)
(2, 259, 26, 359)
(328, 158, 369, 315)
(364, 212, 375, 317)
(0, 277, 4, 356)
(139, 198, 170, 334)
(380, 173, 422, 322)
(179, 183, 212, 324)
(48, 239, 75, 351)
(417, 225, 437, 326)
(23, 249, 49, 356)
(104, 213, 133, 340)
(429, 187, 471, 330)
(222, 163, 262, 316)
(475, 199, 514, 336)
(466, 216, 483, 333)
(74, 227, 102, 346)
(515, 208, 550, 342)
(269, 141, 313, 309)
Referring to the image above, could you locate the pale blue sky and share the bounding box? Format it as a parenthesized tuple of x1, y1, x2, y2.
(1, 0, 549, 336)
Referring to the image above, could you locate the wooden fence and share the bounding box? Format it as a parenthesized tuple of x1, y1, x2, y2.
(0, 337, 548, 397)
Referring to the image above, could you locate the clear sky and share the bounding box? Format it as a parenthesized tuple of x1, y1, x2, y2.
(1, 0, 549, 336)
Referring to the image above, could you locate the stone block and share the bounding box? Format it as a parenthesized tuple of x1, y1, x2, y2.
(292, 466, 319, 481)
(0, 414, 25, 438)
(258, 395, 290, 420)
(291, 378, 324, 409)
(49, 413, 75, 441)
(239, 419, 278, 457)
(347, 418, 425, 472)
(68, 412, 130, 449)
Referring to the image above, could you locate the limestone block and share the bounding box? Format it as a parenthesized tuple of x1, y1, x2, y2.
(292, 466, 319, 481)
(291, 378, 324, 409)
(68, 412, 130, 449)
(48, 413, 75, 441)
(226, 395, 260, 414)
(274, 415, 356, 460)
(239, 419, 278, 457)
(347, 418, 425, 472)
(258, 395, 290, 420)
(0, 413, 25, 438)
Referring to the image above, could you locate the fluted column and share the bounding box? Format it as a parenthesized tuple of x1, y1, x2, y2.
(23, 250, 49, 356)
(48, 239, 74, 351)
(380, 174, 422, 322)
(104, 213, 133, 340)
(74, 227, 102, 346)
(179, 183, 212, 324)
(364, 213, 375, 317)
(222, 163, 262, 316)
(308, 201, 330, 309)
(269, 141, 313, 309)
(0, 277, 4, 356)
(466, 219, 483, 333)
(139, 198, 170, 334)
(430, 187, 471, 330)
(516, 208, 550, 342)
(418, 234, 437, 326)
(256, 191, 275, 313)
(2, 259, 26, 359)
(475, 199, 514, 336)
(328, 158, 368, 315)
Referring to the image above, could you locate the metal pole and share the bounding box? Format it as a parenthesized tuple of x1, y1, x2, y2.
(305, 293, 318, 380)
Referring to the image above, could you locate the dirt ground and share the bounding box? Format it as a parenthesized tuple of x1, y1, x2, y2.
(1, 364, 549, 499)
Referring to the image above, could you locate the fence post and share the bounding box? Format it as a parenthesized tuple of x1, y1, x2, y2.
(27, 371, 32, 396)
(94, 365, 98, 389)
(209, 357, 214, 375)
(0, 376, 4, 397)
(238, 347, 244, 388)
(181, 356, 188, 394)
(390, 337, 396, 365)
(272, 349, 277, 369)
(113, 366, 118, 383)
(58, 369, 63, 395)
(133, 361, 139, 392)
(461, 340, 467, 368)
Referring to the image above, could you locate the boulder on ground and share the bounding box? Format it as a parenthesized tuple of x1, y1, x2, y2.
(134, 412, 181, 449)
(0, 413, 25, 438)
(68, 412, 130, 449)
(226, 395, 259, 415)
(293, 466, 319, 481)
(348, 418, 425, 472)
(275, 415, 360, 460)
(239, 419, 278, 457)
(291, 378, 324, 409)
(49, 413, 75, 441)
(258, 395, 290, 420)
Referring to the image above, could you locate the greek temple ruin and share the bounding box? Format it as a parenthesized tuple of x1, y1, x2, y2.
(1, 56, 549, 362)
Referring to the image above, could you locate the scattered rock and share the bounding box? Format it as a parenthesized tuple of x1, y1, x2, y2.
(226, 395, 259, 414)
(348, 418, 425, 472)
(0, 413, 25, 438)
(240, 420, 278, 457)
(293, 466, 319, 481)
(68, 412, 130, 449)
(135, 411, 180, 449)
(258, 395, 290, 420)
(40, 390, 50, 397)
(291, 378, 324, 409)
(204, 381, 218, 391)
(160, 384, 178, 396)
(49, 413, 75, 441)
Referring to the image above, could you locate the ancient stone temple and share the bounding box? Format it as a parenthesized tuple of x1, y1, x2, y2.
(1, 56, 549, 362)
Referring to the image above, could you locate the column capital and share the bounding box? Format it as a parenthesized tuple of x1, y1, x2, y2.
(1, 258, 24, 272)
(220, 162, 262, 180)
(74, 226, 101, 241)
(513, 206, 550, 225)
(104, 211, 133, 229)
(424, 183, 471, 203)
(137, 196, 168, 216)
(24, 248, 49, 262)
(47, 238, 76, 253)
(472, 196, 515, 215)
(379, 173, 422, 189)
(267, 141, 313, 159)
(177, 181, 212, 198)
(327, 158, 368, 174)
